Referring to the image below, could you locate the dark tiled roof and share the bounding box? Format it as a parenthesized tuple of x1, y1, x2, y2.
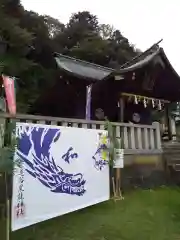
(55, 42, 180, 84)
(55, 54, 113, 81)
(114, 46, 180, 82)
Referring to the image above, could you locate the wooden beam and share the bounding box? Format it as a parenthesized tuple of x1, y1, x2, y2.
(165, 104, 172, 140)
(119, 97, 124, 122)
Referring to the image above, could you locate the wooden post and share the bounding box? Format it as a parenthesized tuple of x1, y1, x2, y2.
(152, 122, 162, 149)
(120, 97, 124, 123)
(165, 104, 172, 140)
(171, 118, 176, 141)
(114, 97, 124, 200)
(119, 96, 124, 146)
(116, 168, 120, 195)
(5, 174, 10, 240)
(4, 118, 11, 240)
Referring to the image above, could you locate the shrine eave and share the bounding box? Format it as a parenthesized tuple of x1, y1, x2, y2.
(54, 53, 113, 81)
(101, 46, 180, 101)
(110, 47, 180, 81)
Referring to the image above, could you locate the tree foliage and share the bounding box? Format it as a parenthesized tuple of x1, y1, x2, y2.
(0, 120, 19, 174)
(0, 2, 139, 112)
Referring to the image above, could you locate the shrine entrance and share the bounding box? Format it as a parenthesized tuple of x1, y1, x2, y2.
(90, 43, 180, 141)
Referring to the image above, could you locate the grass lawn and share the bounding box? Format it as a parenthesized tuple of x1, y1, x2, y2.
(1, 187, 180, 240)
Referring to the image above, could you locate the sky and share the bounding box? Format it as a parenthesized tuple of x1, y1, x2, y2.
(21, 0, 180, 74)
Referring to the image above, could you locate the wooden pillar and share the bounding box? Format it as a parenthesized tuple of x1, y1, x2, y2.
(165, 104, 172, 140)
(119, 97, 124, 122)
(171, 118, 176, 141)
(114, 96, 124, 199)
(119, 96, 124, 147)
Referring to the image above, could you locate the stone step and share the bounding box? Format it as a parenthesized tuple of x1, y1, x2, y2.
(164, 155, 180, 158)
(164, 146, 180, 150)
(164, 154, 180, 165)
(163, 146, 180, 152)
(167, 159, 180, 165)
(172, 164, 180, 172)
(163, 144, 180, 148)
(163, 141, 180, 147)
(163, 150, 180, 154)
(165, 154, 180, 159)
(163, 143, 180, 150)
(163, 146, 180, 149)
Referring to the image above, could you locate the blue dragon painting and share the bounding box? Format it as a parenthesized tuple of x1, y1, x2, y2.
(16, 124, 86, 196)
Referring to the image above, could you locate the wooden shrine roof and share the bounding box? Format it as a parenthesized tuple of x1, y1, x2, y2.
(94, 44, 180, 102)
(30, 42, 180, 116)
(55, 53, 114, 81)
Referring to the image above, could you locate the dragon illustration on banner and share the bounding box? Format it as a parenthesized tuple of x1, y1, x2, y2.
(92, 132, 109, 171)
(16, 124, 86, 196)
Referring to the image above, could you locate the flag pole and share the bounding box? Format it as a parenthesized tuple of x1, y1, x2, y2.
(1, 74, 17, 240)
(5, 174, 10, 240)
(3, 91, 10, 240)
(85, 84, 92, 120)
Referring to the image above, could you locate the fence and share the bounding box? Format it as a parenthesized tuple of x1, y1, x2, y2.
(0, 113, 162, 154)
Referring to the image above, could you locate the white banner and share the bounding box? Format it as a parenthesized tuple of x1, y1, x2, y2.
(11, 123, 110, 231)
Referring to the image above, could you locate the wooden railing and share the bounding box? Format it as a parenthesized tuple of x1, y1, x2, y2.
(0, 113, 162, 154)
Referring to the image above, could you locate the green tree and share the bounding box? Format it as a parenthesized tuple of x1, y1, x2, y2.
(54, 11, 99, 51)
(0, 4, 139, 113)
(99, 24, 115, 40)
(54, 11, 138, 66)
(44, 15, 65, 38)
